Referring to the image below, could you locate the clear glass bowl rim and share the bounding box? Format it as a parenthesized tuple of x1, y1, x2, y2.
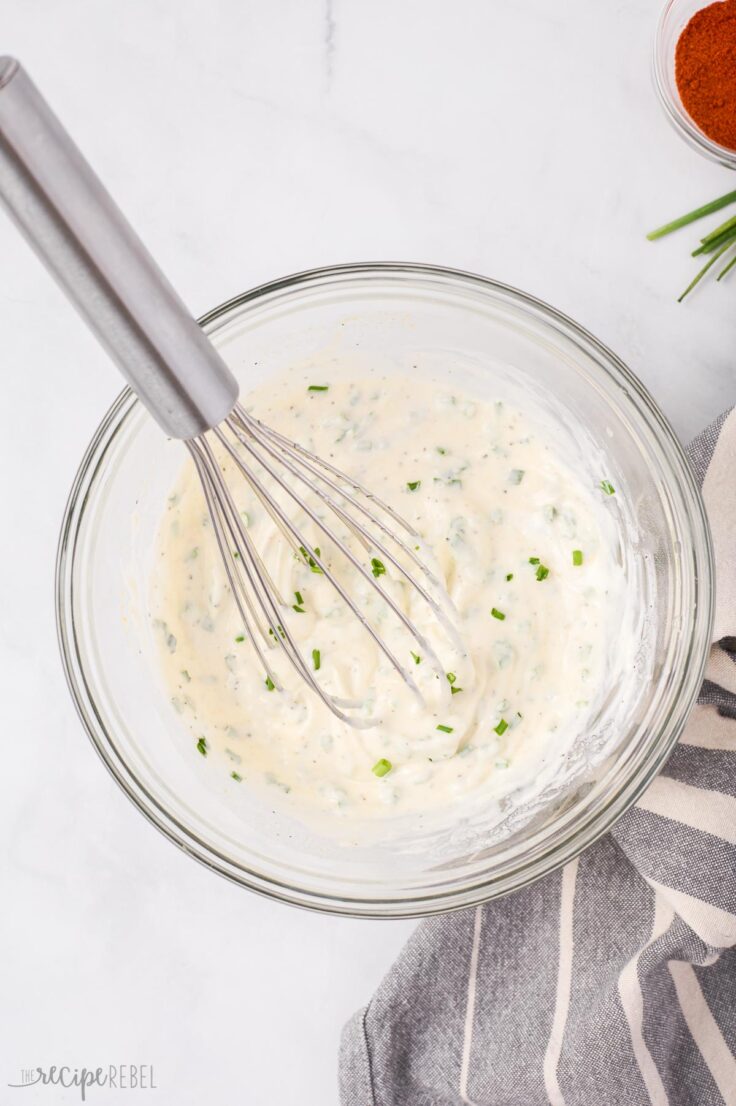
(55, 261, 715, 918)
(653, 0, 736, 169)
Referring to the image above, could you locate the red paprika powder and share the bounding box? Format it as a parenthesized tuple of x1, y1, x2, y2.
(676, 0, 736, 150)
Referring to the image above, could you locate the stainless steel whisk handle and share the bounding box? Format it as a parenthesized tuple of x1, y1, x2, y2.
(0, 57, 238, 439)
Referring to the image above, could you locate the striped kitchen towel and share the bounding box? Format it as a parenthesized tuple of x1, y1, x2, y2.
(340, 409, 736, 1106)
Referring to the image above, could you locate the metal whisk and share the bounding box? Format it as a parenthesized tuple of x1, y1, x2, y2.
(0, 59, 453, 725)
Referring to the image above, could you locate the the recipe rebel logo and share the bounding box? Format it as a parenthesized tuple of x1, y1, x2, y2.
(8, 1064, 157, 1100)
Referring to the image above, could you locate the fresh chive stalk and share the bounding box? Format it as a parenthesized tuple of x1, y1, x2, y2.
(699, 212, 736, 246)
(679, 239, 735, 303)
(646, 190, 736, 240)
(692, 225, 736, 257)
(718, 253, 736, 281)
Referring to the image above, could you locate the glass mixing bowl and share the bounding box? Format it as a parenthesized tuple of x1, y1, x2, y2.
(56, 263, 714, 918)
(654, 0, 736, 168)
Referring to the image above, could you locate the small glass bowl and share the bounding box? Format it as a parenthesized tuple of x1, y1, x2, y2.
(56, 263, 714, 918)
(654, 0, 736, 168)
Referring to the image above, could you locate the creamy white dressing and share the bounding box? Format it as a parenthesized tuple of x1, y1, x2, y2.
(150, 368, 627, 822)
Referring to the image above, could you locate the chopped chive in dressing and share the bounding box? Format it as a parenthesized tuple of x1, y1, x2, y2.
(509, 469, 525, 485)
(494, 719, 509, 736)
(265, 675, 275, 691)
(312, 648, 321, 671)
(529, 556, 540, 565)
(491, 607, 506, 621)
(535, 564, 550, 582)
(436, 446, 447, 455)
(506, 573, 514, 581)
(372, 758, 392, 777)
(299, 545, 322, 573)
(572, 550, 584, 566)
(407, 480, 421, 491)
(371, 557, 386, 578)
(196, 737, 208, 757)
(307, 384, 329, 392)
(437, 724, 454, 733)
(600, 480, 615, 496)
(234, 634, 245, 643)
(411, 651, 421, 665)
(295, 590, 304, 606)
(446, 672, 462, 694)
(230, 771, 242, 782)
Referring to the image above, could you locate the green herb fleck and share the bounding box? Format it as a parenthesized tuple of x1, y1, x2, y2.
(436, 446, 447, 455)
(180, 669, 191, 682)
(308, 384, 329, 392)
(411, 651, 421, 665)
(371, 557, 386, 578)
(293, 604, 305, 613)
(230, 771, 242, 782)
(509, 469, 525, 485)
(600, 480, 615, 496)
(299, 545, 322, 573)
(265, 675, 275, 691)
(196, 737, 207, 757)
(437, 724, 454, 733)
(491, 607, 506, 621)
(535, 564, 550, 582)
(234, 634, 245, 643)
(506, 573, 514, 582)
(312, 648, 321, 671)
(407, 480, 421, 491)
(494, 718, 509, 736)
(529, 556, 540, 565)
(451, 686, 463, 695)
(372, 758, 392, 777)
(572, 549, 583, 566)
(295, 590, 304, 606)
(446, 672, 457, 684)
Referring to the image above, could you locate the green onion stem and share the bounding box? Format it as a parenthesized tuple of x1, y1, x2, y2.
(646, 190, 736, 241)
(679, 240, 736, 302)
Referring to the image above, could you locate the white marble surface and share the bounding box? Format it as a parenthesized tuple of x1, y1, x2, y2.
(1, 1, 734, 1103)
